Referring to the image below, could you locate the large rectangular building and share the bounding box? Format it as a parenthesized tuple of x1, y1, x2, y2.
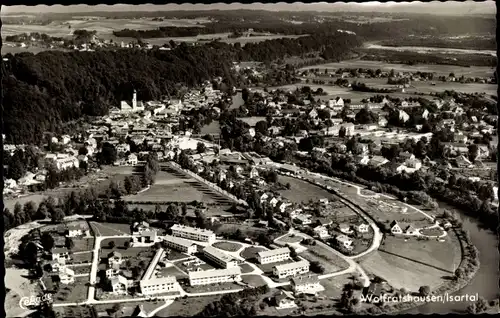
(257, 247, 290, 264)
(170, 224, 216, 244)
(140, 276, 178, 296)
(273, 260, 310, 279)
(163, 235, 197, 255)
(142, 248, 165, 281)
(188, 267, 242, 286)
(203, 246, 238, 269)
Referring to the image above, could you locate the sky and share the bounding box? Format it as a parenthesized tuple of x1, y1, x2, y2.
(2, 2, 496, 15)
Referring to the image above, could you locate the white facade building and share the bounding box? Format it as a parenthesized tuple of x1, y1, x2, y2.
(140, 276, 178, 296)
(273, 260, 310, 279)
(188, 267, 242, 286)
(59, 267, 75, 284)
(110, 275, 129, 294)
(257, 247, 290, 264)
(203, 246, 238, 269)
(163, 235, 197, 255)
(170, 224, 216, 244)
(336, 234, 353, 249)
(291, 275, 324, 295)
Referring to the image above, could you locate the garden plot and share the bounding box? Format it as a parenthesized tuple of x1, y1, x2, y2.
(364, 197, 433, 226)
(50, 276, 89, 303)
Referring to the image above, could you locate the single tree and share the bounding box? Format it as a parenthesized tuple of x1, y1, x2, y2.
(41, 232, 55, 251)
(419, 285, 431, 296)
(51, 208, 65, 224)
(65, 237, 75, 250)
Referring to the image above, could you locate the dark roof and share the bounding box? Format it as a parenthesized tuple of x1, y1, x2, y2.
(366, 283, 384, 297)
(291, 274, 320, 286)
(108, 251, 122, 258)
(51, 247, 69, 254)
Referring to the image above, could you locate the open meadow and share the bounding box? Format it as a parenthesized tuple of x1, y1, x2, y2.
(49, 276, 90, 303)
(155, 295, 222, 317)
(299, 75, 497, 96)
(299, 244, 350, 273)
(360, 249, 452, 292)
(278, 175, 335, 203)
(299, 59, 496, 78)
(124, 170, 233, 205)
(2, 18, 208, 39)
(4, 165, 136, 212)
(379, 234, 461, 274)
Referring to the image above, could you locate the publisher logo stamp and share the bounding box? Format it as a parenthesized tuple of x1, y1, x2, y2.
(19, 294, 53, 309)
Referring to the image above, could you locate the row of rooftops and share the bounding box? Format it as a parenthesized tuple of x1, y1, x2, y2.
(170, 224, 215, 236)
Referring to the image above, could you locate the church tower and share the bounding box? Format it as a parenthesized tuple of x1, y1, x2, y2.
(132, 89, 137, 109)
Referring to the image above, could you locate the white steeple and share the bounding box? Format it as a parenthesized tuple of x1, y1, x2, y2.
(132, 89, 137, 109)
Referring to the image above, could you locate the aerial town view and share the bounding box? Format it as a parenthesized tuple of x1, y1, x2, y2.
(2, 2, 498, 318)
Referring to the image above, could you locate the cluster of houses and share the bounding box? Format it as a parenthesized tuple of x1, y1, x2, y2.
(3, 139, 87, 195)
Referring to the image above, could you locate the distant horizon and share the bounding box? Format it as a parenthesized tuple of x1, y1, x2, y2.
(2, 2, 496, 16)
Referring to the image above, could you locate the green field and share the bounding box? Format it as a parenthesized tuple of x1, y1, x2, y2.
(124, 170, 232, 204)
(300, 59, 496, 78)
(158, 265, 188, 279)
(360, 250, 450, 292)
(2, 18, 208, 39)
(320, 274, 356, 300)
(241, 274, 267, 287)
(90, 222, 133, 236)
(420, 228, 446, 236)
(239, 263, 255, 274)
(4, 165, 136, 212)
(51, 276, 89, 303)
(240, 246, 267, 261)
(361, 231, 462, 292)
(277, 234, 304, 244)
(379, 234, 461, 273)
(212, 241, 243, 252)
(183, 282, 242, 294)
(68, 252, 93, 264)
(278, 176, 334, 204)
(299, 244, 350, 273)
(155, 295, 222, 317)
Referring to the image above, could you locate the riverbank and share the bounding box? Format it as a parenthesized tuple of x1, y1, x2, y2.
(275, 168, 479, 314)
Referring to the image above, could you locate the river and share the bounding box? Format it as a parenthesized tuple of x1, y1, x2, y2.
(407, 201, 499, 314)
(365, 43, 496, 57)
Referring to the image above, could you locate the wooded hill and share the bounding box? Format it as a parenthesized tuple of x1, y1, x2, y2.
(2, 32, 362, 144)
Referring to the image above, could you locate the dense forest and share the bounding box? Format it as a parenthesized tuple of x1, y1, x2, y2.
(378, 36, 497, 51)
(2, 32, 361, 144)
(361, 49, 497, 67)
(112, 14, 495, 41)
